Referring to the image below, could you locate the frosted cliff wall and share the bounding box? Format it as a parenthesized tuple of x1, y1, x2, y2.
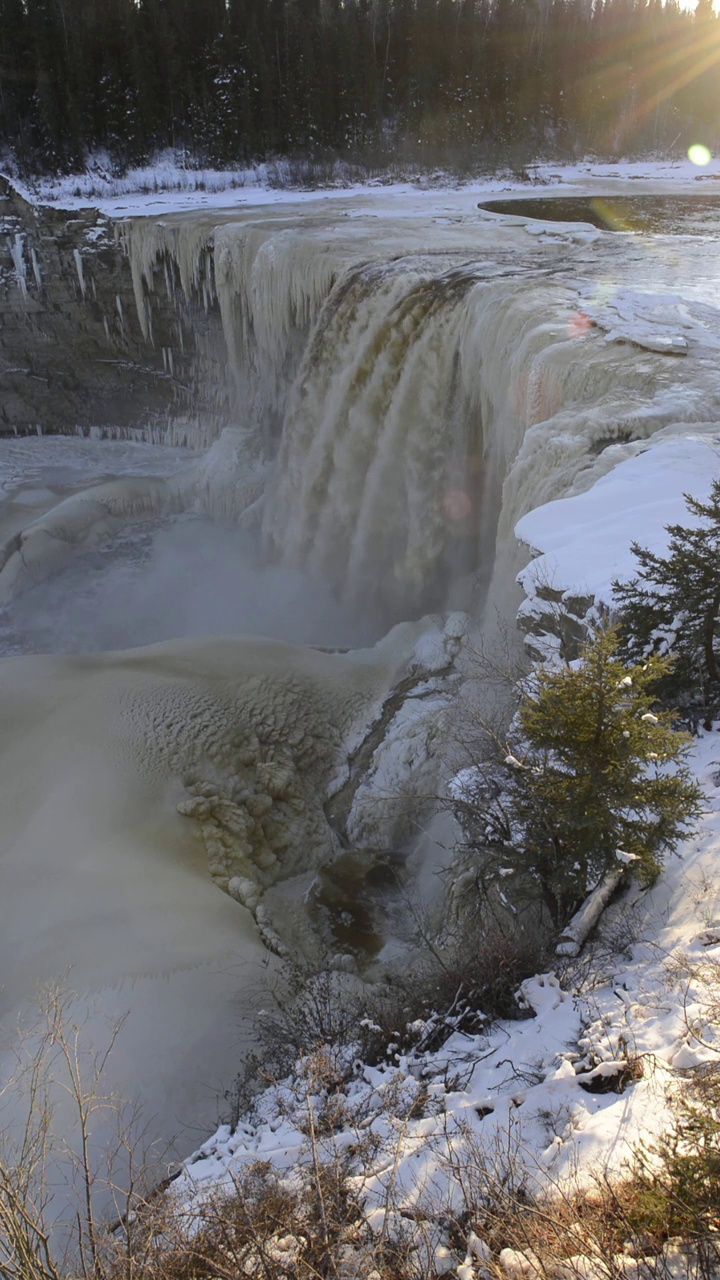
(124, 216, 346, 445)
(0, 178, 229, 436)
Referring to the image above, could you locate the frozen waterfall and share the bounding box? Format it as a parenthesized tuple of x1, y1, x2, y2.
(8, 204, 720, 625)
(3, 190, 720, 1211)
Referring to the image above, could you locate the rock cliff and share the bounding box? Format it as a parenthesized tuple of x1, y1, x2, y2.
(0, 177, 222, 436)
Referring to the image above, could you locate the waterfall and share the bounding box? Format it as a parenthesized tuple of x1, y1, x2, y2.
(4, 197, 720, 1203)
(263, 260, 490, 620)
(124, 217, 345, 444)
(104, 214, 720, 625)
(261, 258, 715, 624)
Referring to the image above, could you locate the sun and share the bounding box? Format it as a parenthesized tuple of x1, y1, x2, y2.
(622, 3, 720, 140)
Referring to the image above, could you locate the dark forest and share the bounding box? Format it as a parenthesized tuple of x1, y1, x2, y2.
(0, 0, 718, 176)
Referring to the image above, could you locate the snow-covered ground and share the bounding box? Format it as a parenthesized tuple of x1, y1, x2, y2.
(169, 439, 720, 1274)
(13, 153, 720, 219)
(517, 437, 720, 612)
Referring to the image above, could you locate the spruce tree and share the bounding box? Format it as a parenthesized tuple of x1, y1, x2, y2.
(614, 480, 720, 727)
(454, 626, 702, 929)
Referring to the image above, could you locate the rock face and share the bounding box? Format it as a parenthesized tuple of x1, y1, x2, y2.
(0, 177, 222, 436)
(517, 576, 595, 664)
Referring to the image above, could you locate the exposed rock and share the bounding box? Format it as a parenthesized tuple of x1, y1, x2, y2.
(0, 177, 223, 436)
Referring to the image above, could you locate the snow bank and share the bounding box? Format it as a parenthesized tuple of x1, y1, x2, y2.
(15, 153, 720, 219)
(516, 436, 720, 611)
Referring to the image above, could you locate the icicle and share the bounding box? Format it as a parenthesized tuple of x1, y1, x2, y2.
(114, 212, 711, 626)
(121, 218, 342, 423)
(73, 248, 87, 299)
(9, 233, 27, 299)
(30, 245, 42, 290)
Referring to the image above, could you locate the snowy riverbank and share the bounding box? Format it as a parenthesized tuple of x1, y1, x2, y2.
(12, 153, 720, 219)
(167, 437, 720, 1275)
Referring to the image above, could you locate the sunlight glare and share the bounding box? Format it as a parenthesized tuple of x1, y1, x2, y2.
(688, 143, 712, 165)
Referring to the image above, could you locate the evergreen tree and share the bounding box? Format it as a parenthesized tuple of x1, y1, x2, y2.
(0, 0, 714, 175)
(614, 481, 720, 727)
(454, 626, 702, 928)
(0, 0, 33, 166)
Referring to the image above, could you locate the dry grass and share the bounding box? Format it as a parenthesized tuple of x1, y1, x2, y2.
(3, 951, 720, 1280)
(93, 1090, 720, 1280)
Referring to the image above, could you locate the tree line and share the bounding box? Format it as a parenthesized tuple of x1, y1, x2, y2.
(0, 0, 718, 177)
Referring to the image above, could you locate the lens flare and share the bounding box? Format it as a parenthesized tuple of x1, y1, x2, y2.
(442, 489, 473, 522)
(688, 144, 712, 166)
(568, 311, 592, 338)
(589, 198, 644, 232)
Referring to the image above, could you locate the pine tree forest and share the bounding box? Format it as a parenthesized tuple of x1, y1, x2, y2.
(0, 0, 718, 176)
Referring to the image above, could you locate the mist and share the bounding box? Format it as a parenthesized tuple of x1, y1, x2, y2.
(0, 514, 382, 657)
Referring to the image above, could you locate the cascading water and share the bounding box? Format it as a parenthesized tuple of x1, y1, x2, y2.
(115, 207, 720, 632)
(3, 190, 720, 1204)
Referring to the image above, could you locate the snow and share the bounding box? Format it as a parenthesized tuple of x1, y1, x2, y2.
(11, 154, 720, 219)
(4, 157, 720, 1264)
(516, 437, 720, 612)
(581, 287, 720, 354)
(170, 729, 720, 1252)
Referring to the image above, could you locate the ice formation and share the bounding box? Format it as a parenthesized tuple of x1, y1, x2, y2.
(0, 427, 268, 602)
(73, 247, 87, 298)
(115, 209, 720, 626)
(0, 614, 465, 1170)
(8, 207, 720, 625)
(4, 189, 720, 1195)
(9, 231, 27, 299)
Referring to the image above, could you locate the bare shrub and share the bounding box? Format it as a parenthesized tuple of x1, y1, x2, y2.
(221, 965, 369, 1126)
(362, 913, 550, 1066)
(3, 980, 719, 1280)
(222, 909, 549, 1131)
(157, 1159, 363, 1280)
(557, 899, 650, 996)
(422, 1103, 720, 1280)
(0, 986, 168, 1280)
